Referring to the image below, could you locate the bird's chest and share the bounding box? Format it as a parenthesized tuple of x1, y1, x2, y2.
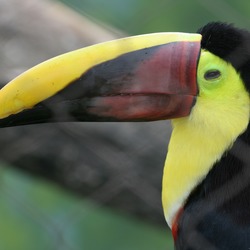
(174, 140, 250, 250)
(175, 200, 250, 250)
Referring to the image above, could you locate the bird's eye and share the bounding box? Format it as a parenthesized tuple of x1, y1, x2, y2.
(204, 70, 221, 80)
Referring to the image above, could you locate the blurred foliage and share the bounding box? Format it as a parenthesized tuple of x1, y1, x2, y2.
(59, 0, 250, 35)
(0, 166, 173, 250)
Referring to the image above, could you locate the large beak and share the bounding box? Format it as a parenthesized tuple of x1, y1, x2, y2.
(0, 33, 201, 127)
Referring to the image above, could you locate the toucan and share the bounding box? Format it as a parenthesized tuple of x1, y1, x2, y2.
(1, 22, 250, 249)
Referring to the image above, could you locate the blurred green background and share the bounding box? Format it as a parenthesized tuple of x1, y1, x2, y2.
(60, 0, 250, 34)
(0, 165, 170, 250)
(1, 0, 250, 250)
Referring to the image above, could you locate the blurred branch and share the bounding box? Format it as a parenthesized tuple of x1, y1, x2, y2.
(0, 0, 123, 83)
(0, 0, 170, 226)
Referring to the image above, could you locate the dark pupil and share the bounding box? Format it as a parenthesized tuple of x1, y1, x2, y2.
(204, 70, 221, 80)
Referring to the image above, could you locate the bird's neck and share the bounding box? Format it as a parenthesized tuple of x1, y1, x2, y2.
(162, 104, 249, 228)
(185, 125, 250, 218)
(174, 127, 250, 249)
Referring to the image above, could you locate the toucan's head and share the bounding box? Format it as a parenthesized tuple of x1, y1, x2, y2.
(0, 22, 249, 127)
(0, 22, 248, 126)
(1, 22, 250, 230)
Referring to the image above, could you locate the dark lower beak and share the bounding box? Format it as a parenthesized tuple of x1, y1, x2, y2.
(0, 33, 201, 127)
